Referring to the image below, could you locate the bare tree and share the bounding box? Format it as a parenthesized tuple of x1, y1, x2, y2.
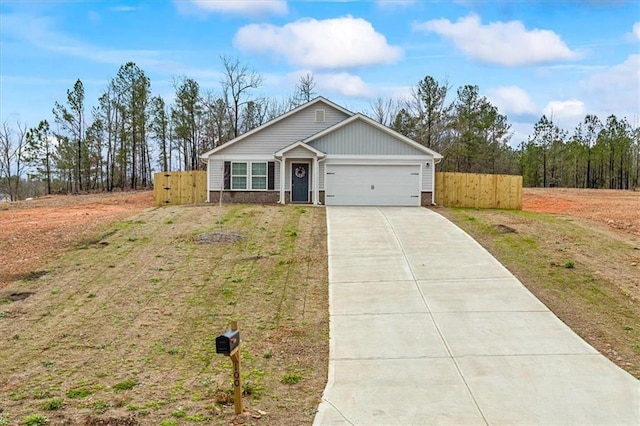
(0, 120, 28, 200)
(292, 73, 317, 106)
(369, 97, 398, 126)
(220, 55, 263, 138)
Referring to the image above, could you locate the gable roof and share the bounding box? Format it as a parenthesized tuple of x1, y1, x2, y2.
(200, 97, 354, 158)
(303, 113, 443, 159)
(274, 140, 326, 158)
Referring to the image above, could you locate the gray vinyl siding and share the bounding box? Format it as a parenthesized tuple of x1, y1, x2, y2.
(284, 145, 322, 157)
(308, 121, 426, 155)
(423, 160, 433, 191)
(209, 158, 281, 191)
(209, 158, 224, 191)
(319, 162, 325, 189)
(214, 102, 349, 156)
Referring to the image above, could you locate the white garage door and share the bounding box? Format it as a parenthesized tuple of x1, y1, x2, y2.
(325, 164, 421, 206)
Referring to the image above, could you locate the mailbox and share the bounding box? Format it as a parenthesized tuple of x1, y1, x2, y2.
(215, 330, 240, 355)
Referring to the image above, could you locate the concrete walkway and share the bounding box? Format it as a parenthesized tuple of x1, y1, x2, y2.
(314, 207, 640, 425)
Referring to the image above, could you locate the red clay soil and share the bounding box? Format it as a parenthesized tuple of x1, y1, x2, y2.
(0, 191, 153, 288)
(523, 188, 640, 237)
(2, 188, 637, 289)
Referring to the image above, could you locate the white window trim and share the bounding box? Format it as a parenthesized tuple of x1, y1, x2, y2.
(231, 162, 248, 190)
(231, 161, 269, 191)
(251, 162, 268, 190)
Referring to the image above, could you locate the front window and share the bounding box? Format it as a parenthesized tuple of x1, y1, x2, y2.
(231, 162, 267, 190)
(231, 162, 247, 189)
(251, 162, 267, 190)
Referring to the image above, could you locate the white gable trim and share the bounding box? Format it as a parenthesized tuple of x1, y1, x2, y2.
(200, 97, 354, 158)
(274, 141, 326, 158)
(304, 113, 443, 159)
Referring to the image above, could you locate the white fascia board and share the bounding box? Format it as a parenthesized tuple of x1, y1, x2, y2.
(274, 140, 326, 158)
(326, 155, 431, 161)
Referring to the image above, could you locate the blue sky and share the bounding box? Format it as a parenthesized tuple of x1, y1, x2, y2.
(1, 0, 638, 145)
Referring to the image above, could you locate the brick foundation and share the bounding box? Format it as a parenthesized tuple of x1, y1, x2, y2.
(421, 192, 433, 206)
(209, 190, 432, 206)
(210, 191, 279, 204)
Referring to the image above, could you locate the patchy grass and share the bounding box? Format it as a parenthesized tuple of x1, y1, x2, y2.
(439, 207, 640, 378)
(21, 413, 48, 426)
(112, 379, 139, 391)
(0, 204, 328, 424)
(42, 397, 63, 411)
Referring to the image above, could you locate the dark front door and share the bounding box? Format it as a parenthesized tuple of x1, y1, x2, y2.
(291, 163, 309, 203)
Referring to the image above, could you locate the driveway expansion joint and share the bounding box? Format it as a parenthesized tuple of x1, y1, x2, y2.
(315, 207, 640, 426)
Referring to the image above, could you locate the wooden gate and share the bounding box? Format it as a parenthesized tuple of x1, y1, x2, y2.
(153, 171, 207, 206)
(435, 172, 522, 209)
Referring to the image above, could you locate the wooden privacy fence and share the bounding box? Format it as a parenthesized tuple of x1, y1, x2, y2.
(435, 172, 522, 209)
(153, 170, 522, 209)
(153, 171, 207, 206)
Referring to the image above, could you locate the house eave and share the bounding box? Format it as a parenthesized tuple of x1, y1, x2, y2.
(274, 140, 327, 159)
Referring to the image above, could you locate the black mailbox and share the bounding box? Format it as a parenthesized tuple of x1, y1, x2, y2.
(215, 330, 240, 355)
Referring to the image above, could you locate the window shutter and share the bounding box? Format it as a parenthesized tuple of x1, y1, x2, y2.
(268, 161, 275, 190)
(224, 161, 230, 190)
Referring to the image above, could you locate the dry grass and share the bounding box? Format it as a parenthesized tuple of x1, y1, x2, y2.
(0, 203, 328, 425)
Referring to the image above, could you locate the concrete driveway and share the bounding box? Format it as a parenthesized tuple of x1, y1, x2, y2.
(314, 207, 640, 425)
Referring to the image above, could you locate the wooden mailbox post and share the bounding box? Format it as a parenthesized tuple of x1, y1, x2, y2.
(215, 320, 243, 414)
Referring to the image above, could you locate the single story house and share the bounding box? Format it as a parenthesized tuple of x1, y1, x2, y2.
(200, 97, 442, 206)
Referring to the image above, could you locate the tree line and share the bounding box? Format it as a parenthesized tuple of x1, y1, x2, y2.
(1, 67, 638, 201)
(375, 76, 639, 189)
(0, 57, 318, 200)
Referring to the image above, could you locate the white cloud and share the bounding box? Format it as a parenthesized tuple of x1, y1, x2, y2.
(315, 72, 372, 98)
(543, 99, 586, 124)
(580, 54, 640, 117)
(177, 0, 287, 16)
(234, 16, 403, 69)
(414, 14, 579, 66)
(486, 86, 537, 115)
(633, 22, 640, 41)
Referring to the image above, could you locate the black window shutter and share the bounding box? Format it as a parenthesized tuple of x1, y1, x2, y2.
(268, 162, 275, 190)
(224, 161, 231, 190)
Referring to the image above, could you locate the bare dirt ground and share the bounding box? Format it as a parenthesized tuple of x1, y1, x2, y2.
(0, 192, 154, 288)
(523, 187, 640, 236)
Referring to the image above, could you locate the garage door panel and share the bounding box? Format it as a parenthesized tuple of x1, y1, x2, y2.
(325, 164, 421, 206)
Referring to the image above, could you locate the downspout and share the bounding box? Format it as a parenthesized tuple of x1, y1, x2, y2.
(274, 157, 285, 204)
